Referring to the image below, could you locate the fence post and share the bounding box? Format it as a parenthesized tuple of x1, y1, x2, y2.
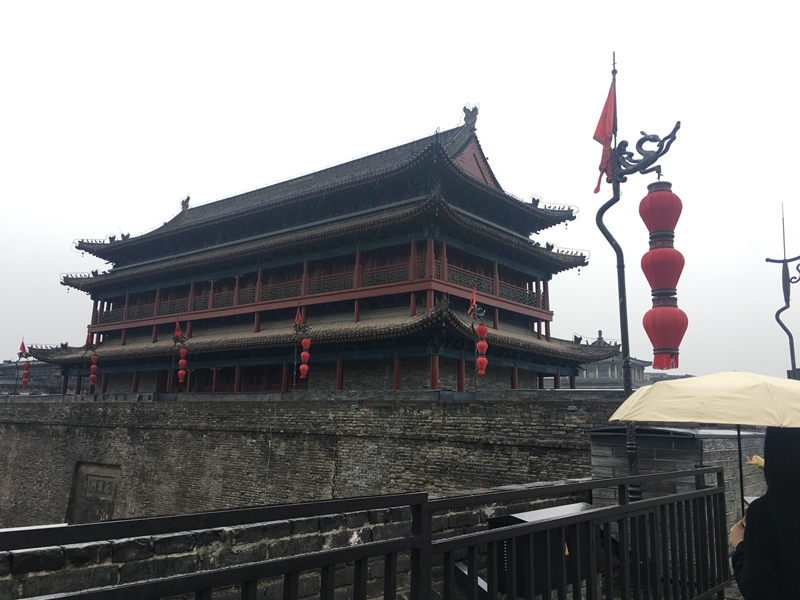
(411, 495, 432, 600)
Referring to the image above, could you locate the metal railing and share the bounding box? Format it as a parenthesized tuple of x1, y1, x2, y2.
(12, 468, 728, 600)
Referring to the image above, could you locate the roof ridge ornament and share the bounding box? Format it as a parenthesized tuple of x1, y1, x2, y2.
(462, 106, 478, 130)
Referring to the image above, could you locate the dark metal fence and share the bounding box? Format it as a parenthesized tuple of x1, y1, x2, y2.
(9, 468, 728, 600)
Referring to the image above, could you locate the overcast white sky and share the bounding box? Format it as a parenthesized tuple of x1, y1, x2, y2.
(2, 2, 798, 378)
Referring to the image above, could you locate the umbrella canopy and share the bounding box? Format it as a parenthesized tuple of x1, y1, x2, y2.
(609, 371, 800, 427)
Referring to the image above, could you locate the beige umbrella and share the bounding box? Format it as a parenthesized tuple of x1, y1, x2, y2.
(609, 371, 800, 513)
(610, 371, 800, 426)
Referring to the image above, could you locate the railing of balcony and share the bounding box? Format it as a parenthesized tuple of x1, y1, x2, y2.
(95, 260, 545, 326)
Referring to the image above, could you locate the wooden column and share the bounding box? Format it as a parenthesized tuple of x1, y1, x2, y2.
(166, 368, 173, 393)
(234, 365, 242, 392)
(410, 292, 416, 317)
(101, 373, 108, 394)
(153, 288, 161, 316)
(122, 293, 130, 321)
(233, 275, 240, 306)
(301, 260, 309, 296)
(429, 354, 439, 390)
(536, 319, 542, 340)
(493, 261, 500, 297)
(121, 329, 127, 346)
(440, 241, 448, 283)
(511, 366, 519, 390)
(354, 249, 361, 323)
(336, 359, 344, 390)
(554, 373, 561, 389)
(426, 238, 435, 310)
(253, 312, 261, 333)
(208, 280, 215, 309)
(255, 269, 263, 302)
(493, 307, 499, 329)
(457, 357, 466, 392)
(537, 375, 544, 390)
(91, 299, 99, 325)
(409, 241, 417, 281)
(186, 321, 193, 338)
(151, 325, 158, 343)
(569, 375, 577, 389)
(132, 370, 139, 393)
(60, 374, 68, 395)
(281, 363, 290, 392)
(211, 368, 219, 393)
(188, 281, 196, 311)
(393, 355, 402, 390)
(545, 321, 551, 341)
(75, 374, 82, 395)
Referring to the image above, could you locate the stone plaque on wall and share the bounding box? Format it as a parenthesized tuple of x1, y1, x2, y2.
(65, 462, 121, 524)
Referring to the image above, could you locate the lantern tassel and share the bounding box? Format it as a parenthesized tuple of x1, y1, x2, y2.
(652, 352, 680, 370)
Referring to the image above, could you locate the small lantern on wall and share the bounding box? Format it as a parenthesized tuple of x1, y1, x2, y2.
(475, 323, 489, 375)
(22, 361, 30, 389)
(89, 354, 99, 390)
(178, 346, 188, 384)
(299, 337, 311, 379)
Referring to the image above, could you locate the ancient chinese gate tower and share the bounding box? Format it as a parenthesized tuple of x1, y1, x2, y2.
(36, 108, 613, 392)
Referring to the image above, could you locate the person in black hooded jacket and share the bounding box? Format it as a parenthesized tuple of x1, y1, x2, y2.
(729, 426, 800, 600)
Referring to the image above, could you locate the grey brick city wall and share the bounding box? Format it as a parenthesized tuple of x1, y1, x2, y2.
(0, 390, 623, 528)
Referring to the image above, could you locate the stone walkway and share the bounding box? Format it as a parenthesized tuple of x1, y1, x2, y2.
(723, 579, 743, 599)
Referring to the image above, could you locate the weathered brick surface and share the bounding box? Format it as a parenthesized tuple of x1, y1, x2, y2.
(0, 390, 623, 529)
(10, 547, 64, 574)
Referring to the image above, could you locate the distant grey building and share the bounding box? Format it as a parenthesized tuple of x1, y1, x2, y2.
(578, 330, 651, 389)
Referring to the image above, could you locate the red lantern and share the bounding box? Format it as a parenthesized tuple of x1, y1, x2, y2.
(22, 378, 29, 387)
(89, 373, 97, 385)
(178, 359, 188, 369)
(91, 354, 99, 364)
(90, 364, 98, 373)
(476, 324, 488, 338)
(177, 369, 187, 383)
(300, 351, 310, 363)
(301, 338, 311, 350)
(24, 361, 31, 369)
(643, 306, 688, 369)
(299, 364, 309, 379)
(179, 347, 188, 358)
(641, 247, 685, 290)
(639, 181, 682, 233)
(476, 356, 488, 375)
(640, 181, 687, 370)
(476, 340, 488, 354)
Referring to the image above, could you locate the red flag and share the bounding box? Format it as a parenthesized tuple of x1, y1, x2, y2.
(467, 286, 477, 316)
(19, 339, 27, 355)
(294, 306, 303, 324)
(593, 76, 617, 193)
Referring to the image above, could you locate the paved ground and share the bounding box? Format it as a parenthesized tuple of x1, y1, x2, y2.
(724, 580, 744, 599)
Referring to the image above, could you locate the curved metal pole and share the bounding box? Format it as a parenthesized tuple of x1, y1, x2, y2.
(595, 177, 638, 488)
(766, 255, 800, 375)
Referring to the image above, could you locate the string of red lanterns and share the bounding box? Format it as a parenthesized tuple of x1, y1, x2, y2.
(21, 361, 30, 389)
(476, 323, 488, 375)
(178, 347, 188, 384)
(639, 181, 688, 369)
(89, 354, 99, 390)
(299, 337, 311, 379)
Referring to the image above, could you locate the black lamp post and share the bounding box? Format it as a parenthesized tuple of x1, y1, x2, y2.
(766, 211, 799, 380)
(594, 60, 680, 494)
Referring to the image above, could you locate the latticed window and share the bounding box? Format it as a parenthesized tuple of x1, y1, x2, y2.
(361, 265, 409, 287)
(238, 289, 256, 304)
(262, 282, 301, 301)
(213, 291, 235, 309)
(193, 295, 209, 310)
(499, 284, 538, 307)
(127, 305, 155, 320)
(447, 268, 492, 293)
(101, 308, 124, 323)
(159, 299, 189, 315)
(308, 274, 354, 294)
